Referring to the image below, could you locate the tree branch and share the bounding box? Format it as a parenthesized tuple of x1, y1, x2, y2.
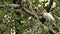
(46, 0, 53, 12)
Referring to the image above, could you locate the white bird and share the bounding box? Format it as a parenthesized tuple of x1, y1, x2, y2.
(42, 10, 55, 23)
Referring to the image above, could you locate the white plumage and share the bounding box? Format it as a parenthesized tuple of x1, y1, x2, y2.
(43, 10, 55, 23)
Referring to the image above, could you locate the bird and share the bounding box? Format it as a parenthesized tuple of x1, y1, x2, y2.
(42, 10, 55, 24)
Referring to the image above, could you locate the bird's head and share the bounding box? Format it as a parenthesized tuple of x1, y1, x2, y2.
(42, 10, 47, 14)
(43, 10, 47, 13)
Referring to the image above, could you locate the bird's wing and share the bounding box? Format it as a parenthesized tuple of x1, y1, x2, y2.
(43, 13, 49, 21)
(47, 13, 55, 21)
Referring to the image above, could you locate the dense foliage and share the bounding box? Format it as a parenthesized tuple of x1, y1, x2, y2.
(0, 0, 60, 34)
